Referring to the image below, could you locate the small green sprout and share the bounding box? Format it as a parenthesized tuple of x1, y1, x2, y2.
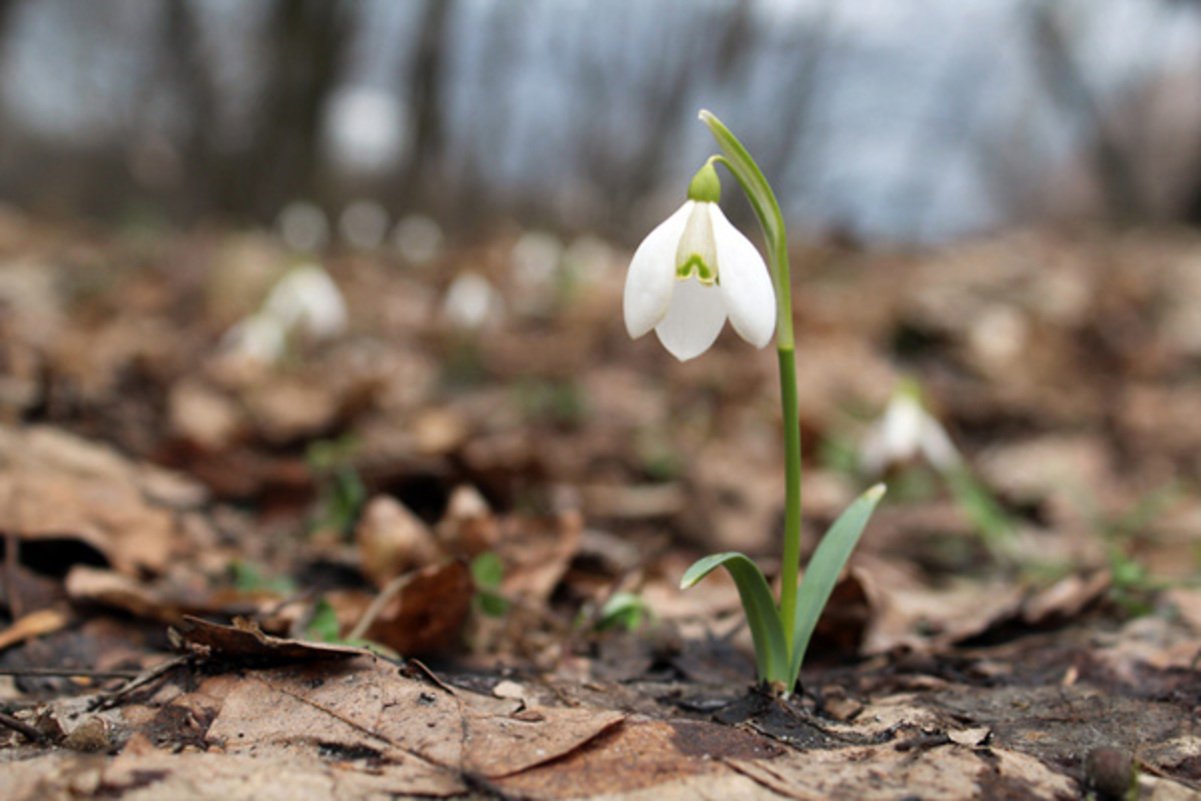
(304, 597, 399, 656)
(305, 597, 344, 643)
(230, 560, 297, 596)
(307, 436, 367, 538)
(595, 591, 652, 632)
(624, 111, 885, 694)
(1097, 483, 1180, 616)
(470, 552, 510, 618)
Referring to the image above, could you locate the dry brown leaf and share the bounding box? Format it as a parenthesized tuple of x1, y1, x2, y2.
(497, 510, 582, 604)
(167, 379, 246, 451)
(203, 659, 624, 781)
(360, 560, 473, 656)
(0, 606, 70, 652)
(435, 484, 499, 557)
(177, 616, 369, 662)
(66, 566, 182, 623)
(495, 717, 781, 799)
(64, 566, 258, 626)
(1021, 571, 1110, 625)
(243, 376, 343, 445)
(855, 556, 1025, 653)
(0, 425, 204, 576)
(103, 748, 460, 801)
(728, 743, 1075, 801)
(355, 495, 441, 587)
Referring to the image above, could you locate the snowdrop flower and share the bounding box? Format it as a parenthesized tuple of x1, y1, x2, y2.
(276, 201, 329, 253)
(860, 381, 960, 476)
(623, 162, 776, 361)
(221, 312, 288, 364)
(262, 264, 348, 340)
(443, 271, 502, 330)
(393, 214, 443, 264)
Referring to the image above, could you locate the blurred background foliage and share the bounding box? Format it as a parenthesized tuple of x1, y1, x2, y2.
(2, 0, 1201, 244)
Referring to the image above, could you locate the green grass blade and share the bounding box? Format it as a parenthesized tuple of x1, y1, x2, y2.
(788, 484, 886, 684)
(681, 551, 788, 685)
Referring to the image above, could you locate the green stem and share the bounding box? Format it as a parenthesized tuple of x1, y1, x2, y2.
(700, 110, 803, 658)
(776, 348, 802, 651)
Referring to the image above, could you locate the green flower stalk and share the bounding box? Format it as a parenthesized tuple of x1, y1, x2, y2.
(624, 110, 885, 694)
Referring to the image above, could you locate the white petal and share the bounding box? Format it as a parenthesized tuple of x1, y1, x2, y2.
(709, 205, 776, 348)
(881, 395, 923, 461)
(918, 414, 961, 470)
(675, 201, 717, 277)
(654, 278, 727, 361)
(858, 425, 889, 477)
(623, 202, 693, 338)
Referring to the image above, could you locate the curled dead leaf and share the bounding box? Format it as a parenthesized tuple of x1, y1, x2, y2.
(355, 495, 442, 587)
(358, 560, 473, 656)
(176, 616, 369, 663)
(436, 484, 499, 557)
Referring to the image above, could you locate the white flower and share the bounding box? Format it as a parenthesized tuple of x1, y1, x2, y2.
(860, 388, 960, 476)
(623, 199, 776, 361)
(221, 312, 288, 364)
(443, 271, 502, 330)
(262, 264, 348, 339)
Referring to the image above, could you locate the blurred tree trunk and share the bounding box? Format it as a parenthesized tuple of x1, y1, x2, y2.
(162, 0, 221, 219)
(399, 0, 453, 217)
(1028, 2, 1146, 223)
(243, 0, 352, 219)
(161, 0, 351, 222)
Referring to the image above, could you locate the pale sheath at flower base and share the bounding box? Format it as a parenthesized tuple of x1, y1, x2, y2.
(623, 195, 776, 361)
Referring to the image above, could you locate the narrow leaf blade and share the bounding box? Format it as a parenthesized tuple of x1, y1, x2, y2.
(681, 551, 788, 684)
(789, 484, 886, 683)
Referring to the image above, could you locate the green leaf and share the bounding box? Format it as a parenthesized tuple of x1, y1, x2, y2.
(698, 110, 785, 258)
(596, 591, 650, 632)
(681, 552, 788, 685)
(305, 598, 343, 643)
(230, 560, 296, 596)
(470, 552, 504, 590)
(788, 484, 886, 684)
(475, 590, 510, 618)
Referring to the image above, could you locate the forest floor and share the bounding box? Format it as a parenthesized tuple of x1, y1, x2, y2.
(1, 215, 1201, 799)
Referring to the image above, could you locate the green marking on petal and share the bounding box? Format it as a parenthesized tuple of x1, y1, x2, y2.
(676, 254, 718, 286)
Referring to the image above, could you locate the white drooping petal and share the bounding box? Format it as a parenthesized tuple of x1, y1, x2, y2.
(918, 414, 961, 470)
(882, 395, 924, 461)
(859, 392, 961, 475)
(675, 201, 718, 275)
(654, 278, 727, 361)
(263, 264, 348, 339)
(443, 271, 501, 330)
(623, 201, 693, 338)
(222, 312, 288, 364)
(709, 204, 776, 348)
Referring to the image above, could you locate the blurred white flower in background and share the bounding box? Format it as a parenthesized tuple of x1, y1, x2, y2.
(323, 86, 407, 174)
(222, 264, 348, 364)
(512, 231, 563, 288)
(442, 271, 502, 330)
(393, 214, 444, 264)
(510, 231, 563, 314)
(220, 312, 288, 365)
(276, 201, 330, 253)
(860, 381, 960, 476)
(262, 264, 349, 340)
(339, 200, 390, 250)
(564, 235, 616, 285)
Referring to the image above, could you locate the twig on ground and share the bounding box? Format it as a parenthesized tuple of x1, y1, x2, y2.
(89, 654, 193, 711)
(0, 666, 142, 679)
(0, 708, 44, 743)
